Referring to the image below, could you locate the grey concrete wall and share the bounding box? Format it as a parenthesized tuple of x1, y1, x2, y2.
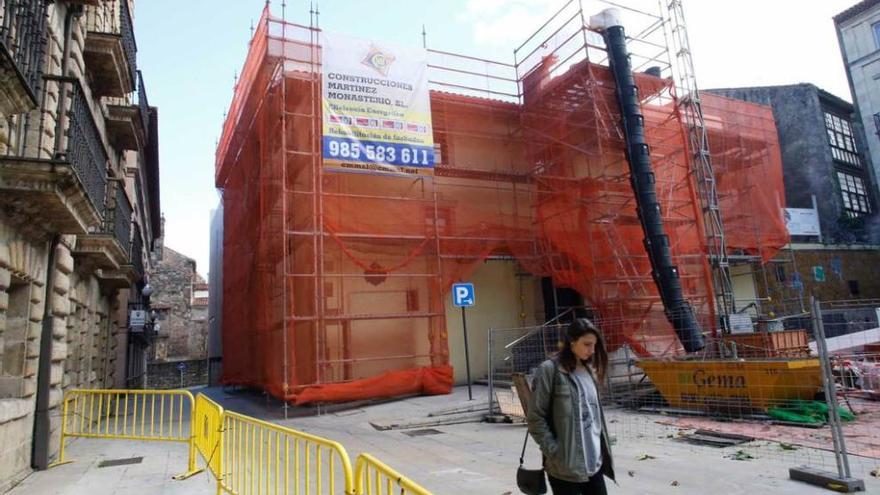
(208, 203, 223, 362)
(837, 5, 880, 199)
(207, 203, 222, 388)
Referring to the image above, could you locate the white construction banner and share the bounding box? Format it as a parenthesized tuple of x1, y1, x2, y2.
(784, 208, 821, 236)
(321, 32, 434, 176)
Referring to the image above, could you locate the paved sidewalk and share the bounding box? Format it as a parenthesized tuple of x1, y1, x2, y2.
(9, 385, 879, 494)
(8, 438, 215, 495)
(249, 385, 879, 495)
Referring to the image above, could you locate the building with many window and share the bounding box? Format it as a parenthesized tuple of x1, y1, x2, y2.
(0, 0, 160, 489)
(835, 0, 880, 198)
(709, 84, 877, 241)
(707, 84, 880, 308)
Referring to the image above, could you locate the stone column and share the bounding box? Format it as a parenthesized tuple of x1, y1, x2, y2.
(24, 281, 44, 398)
(47, 238, 74, 457)
(0, 261, 9, 374)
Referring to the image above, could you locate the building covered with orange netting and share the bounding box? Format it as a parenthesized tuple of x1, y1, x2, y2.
(214, 2, 789, 404)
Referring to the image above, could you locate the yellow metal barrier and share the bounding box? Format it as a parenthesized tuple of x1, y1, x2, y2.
(50, 390, 430, 494)
(219, 410, 354, 495)
(354, 453, 432, 495)
(194, 393, 225, 480)
(51, 389, 203, 479)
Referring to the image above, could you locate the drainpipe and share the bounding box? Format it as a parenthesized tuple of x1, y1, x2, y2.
(32, 236, 60, 470)
(33, 3, 81, 469)
(592, 9, 705, 352)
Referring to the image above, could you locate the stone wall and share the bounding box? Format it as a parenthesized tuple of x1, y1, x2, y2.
(0, 2, 150, 490)
(149, 246, 208, 361)
(0, 215, 126, 491)
(759, 245, 880, 312)
(146, 358, 207, 389)
(0, 220, 47, 492)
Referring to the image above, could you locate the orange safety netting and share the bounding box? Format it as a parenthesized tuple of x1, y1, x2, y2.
(215, 8, 788, 404)
(702, 93, 790, 262)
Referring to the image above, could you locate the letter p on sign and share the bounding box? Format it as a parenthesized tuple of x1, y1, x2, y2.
(452, 283, 475, 307)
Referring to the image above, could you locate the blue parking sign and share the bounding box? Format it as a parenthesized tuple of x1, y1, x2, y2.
(452, 283, 475, 307)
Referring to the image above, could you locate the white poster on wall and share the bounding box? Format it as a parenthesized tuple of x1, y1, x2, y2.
(321, 32, 435, 177)
(784, 208, 821, 236)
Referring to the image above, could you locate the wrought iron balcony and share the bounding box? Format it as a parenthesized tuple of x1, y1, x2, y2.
(101, 213, 143, 289)
(83, 0, 137, 97)
(103, 70, 149, 151)
(0, 75, 108, 234)
(112, 182, 132, 255)
(0, 0, 50, 114)
(128, 223, 144, 281)
(137, 70, 149, 143)
(74, 179, 132, 272)
(63, 76, 108, 216)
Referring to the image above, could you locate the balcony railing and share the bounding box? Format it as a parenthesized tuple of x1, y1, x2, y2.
(131, 224, 144, 279)
(110, 181, 132, 256)
(0, 0, 50, 108)
(119, 0, 136, 92)
(137, 69, 148, 143)
(61, 76, 109, 216)
(2, 75, 108, 219)
(84, 0, 137, 93)
(102, 72, 148, 151)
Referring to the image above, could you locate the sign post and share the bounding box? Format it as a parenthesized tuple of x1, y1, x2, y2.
(452, 283, 475, 400)
(177, 361, 186, 388)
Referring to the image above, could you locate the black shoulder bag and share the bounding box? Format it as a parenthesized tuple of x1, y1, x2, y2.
(517, 364, 558, 495)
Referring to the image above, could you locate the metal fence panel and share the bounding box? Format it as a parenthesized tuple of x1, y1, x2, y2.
(51, 389, 201, 479)
(194, 393, 225, 479)
(354, 453, 431, 495)
(487, 310, 879, 486)
(218, 410, 354, 495)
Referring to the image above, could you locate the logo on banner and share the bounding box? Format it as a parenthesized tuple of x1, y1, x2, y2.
(361, 45, 395, 76)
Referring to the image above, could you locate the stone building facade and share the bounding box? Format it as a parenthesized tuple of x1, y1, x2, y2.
(708, 84, 879, 243)
(835, 0, 880, 197)
(0, 0, 160, 490)
(149, 245, 208, 362)
(706, 84, 880, 319)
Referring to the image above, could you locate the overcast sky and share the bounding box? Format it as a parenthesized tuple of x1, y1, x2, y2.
(134, 0, 856, 278)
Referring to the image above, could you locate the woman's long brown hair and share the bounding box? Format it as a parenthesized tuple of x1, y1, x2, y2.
(558, 318, 609, 386)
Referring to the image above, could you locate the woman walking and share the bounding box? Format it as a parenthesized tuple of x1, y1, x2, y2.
(527, 318, 616, 494)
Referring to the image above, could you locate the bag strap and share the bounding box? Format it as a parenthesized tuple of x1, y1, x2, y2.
(519, 427, 530, 466)
(520, 361, 559, 466)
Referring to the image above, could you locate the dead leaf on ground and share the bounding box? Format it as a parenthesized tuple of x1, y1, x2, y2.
(628, 470, 635, 477)
(637, 454, 657, 461)
(727, 450, 756, 461)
